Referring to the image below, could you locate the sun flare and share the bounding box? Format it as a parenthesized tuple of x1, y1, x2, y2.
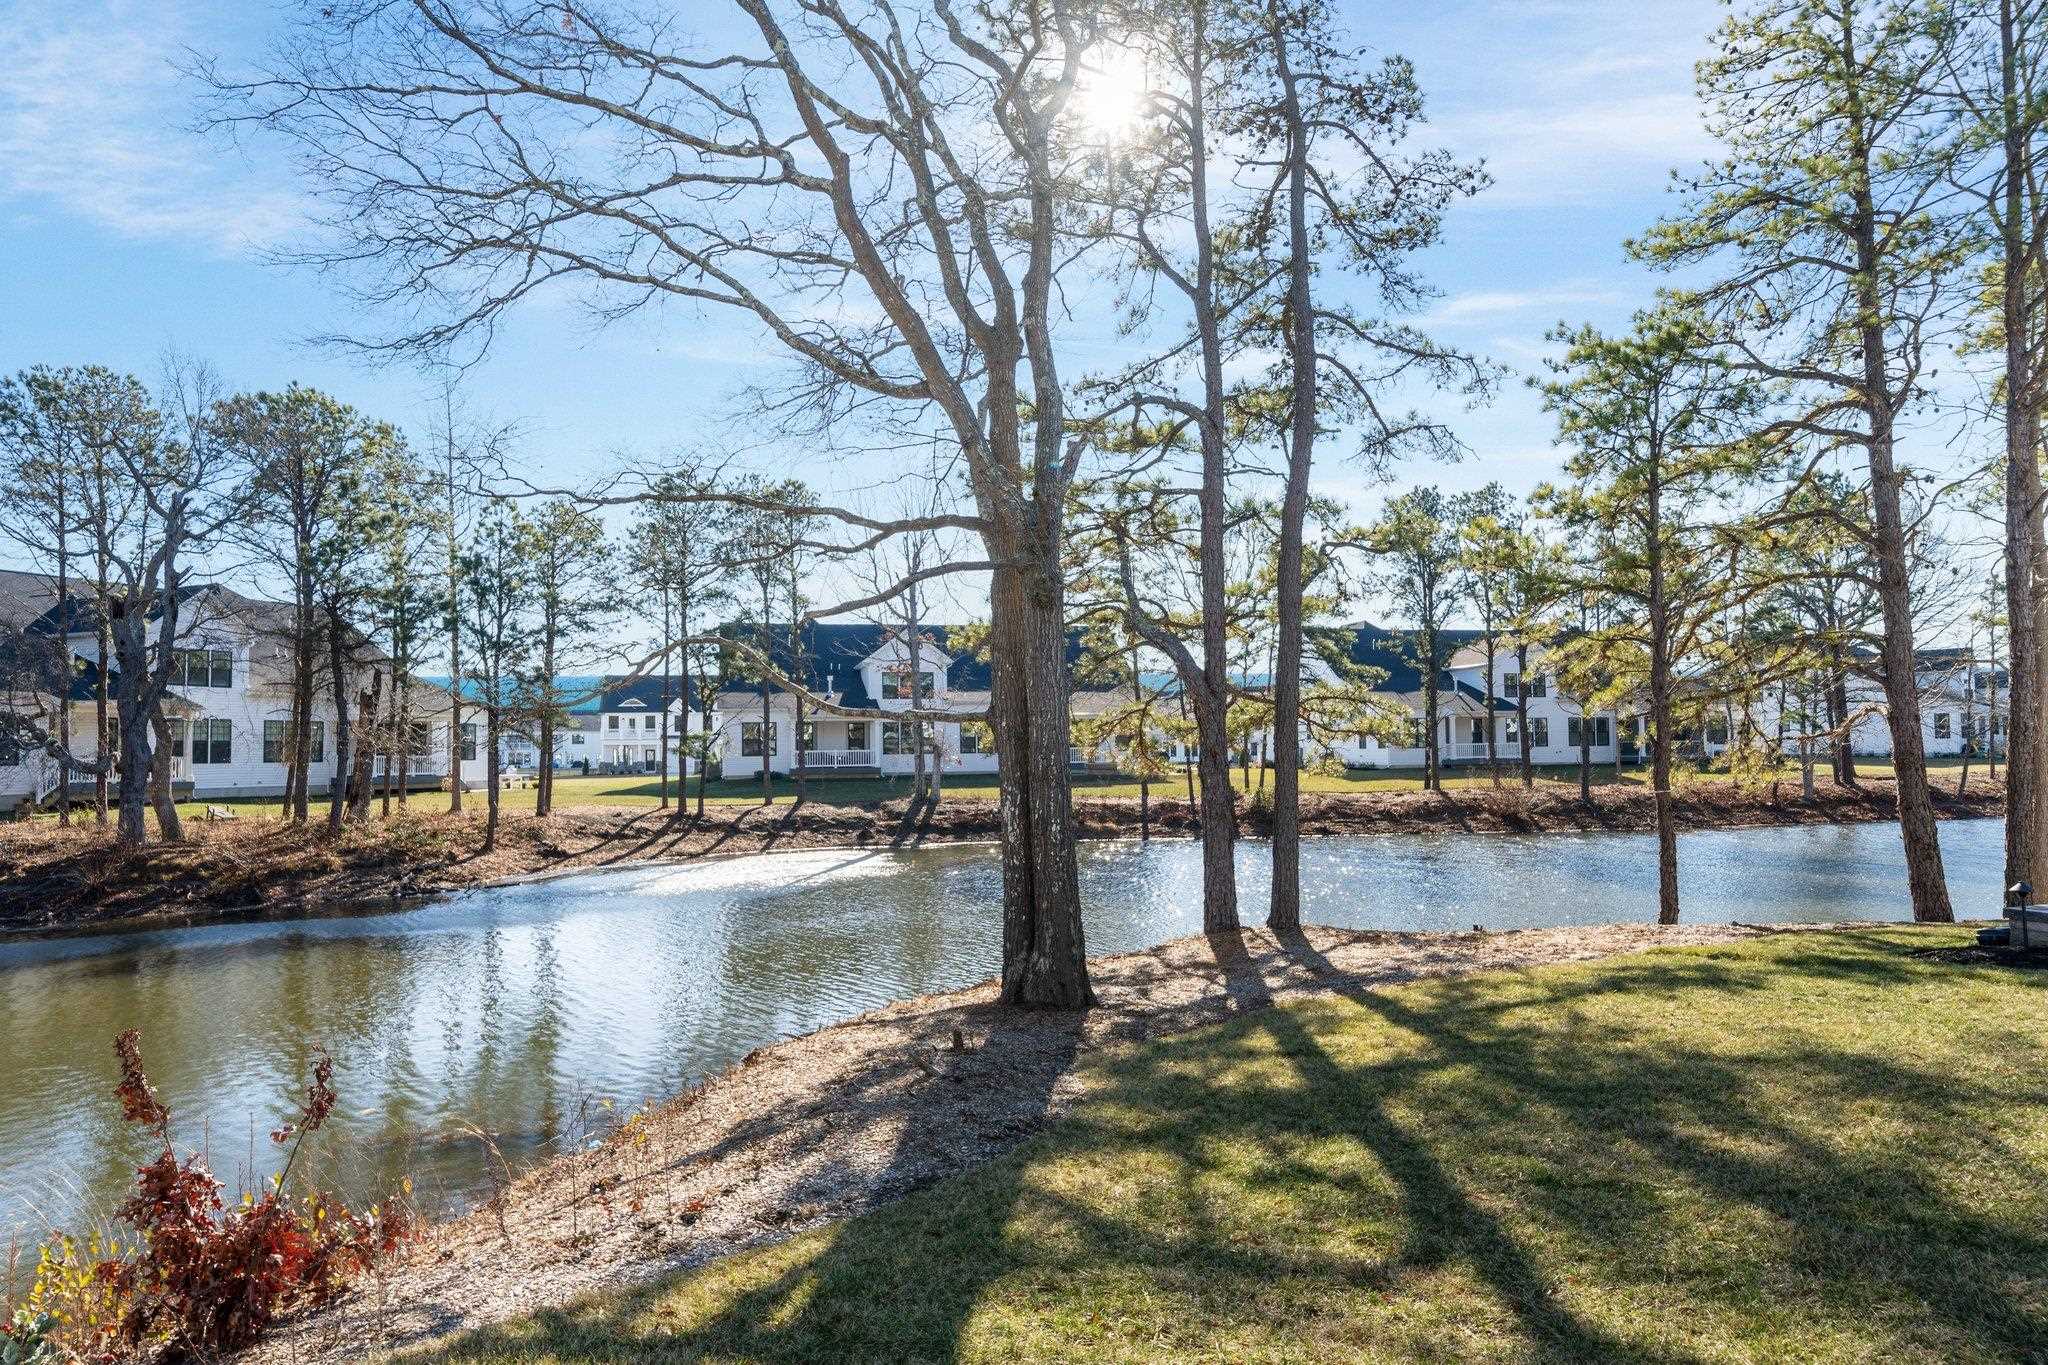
(1072, 43, 1149, 139)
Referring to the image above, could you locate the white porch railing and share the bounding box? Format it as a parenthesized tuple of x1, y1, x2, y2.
(801, 749, 876, 768)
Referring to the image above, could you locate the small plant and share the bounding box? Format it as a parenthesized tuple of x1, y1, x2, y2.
(30, 1031, 419, 1362)
(1, 1308, 59, 1365)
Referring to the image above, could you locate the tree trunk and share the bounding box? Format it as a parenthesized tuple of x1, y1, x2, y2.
(1191, 692, 1238, 932)
(1422, 645, 1441, 793)
(147, 706, 182, 844)
(1859, 308, 1953, 922)
(113, 701, 151, 849)
(1648, 469, 1679, 926)
(54, 535, 71, 827)
(1516, 643, 1534, 789)
(1484, 640, 1501, 788)
(760, 682, 773, 805)
(1828, 659, 1858, 787)
(696, 661, 712, 819)
(348, 671, 382, 823)
(483, 704, 502, 851)
(94, 584, 110, 827)
(326, 615, 351, 835)
(1998, 0, 2048, 894)
(796, 689, 809, 804)
(989, 554, 1091, 1007)
(1578, 718, 1591, 802)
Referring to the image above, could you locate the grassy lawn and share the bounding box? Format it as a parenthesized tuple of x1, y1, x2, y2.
(404, 928, 2045, 1364)
(133, 756, 1982, 823)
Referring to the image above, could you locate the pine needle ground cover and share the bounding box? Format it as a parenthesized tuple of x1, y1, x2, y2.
(405, 929, 2047, 1363)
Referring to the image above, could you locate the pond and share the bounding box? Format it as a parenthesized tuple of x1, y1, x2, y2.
(0, 817, 2006, 1250)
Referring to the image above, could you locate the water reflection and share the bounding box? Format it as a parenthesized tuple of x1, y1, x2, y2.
(0, 818, 2004, 1247)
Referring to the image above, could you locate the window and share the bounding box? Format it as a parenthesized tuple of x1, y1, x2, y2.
(1705, 717, 1730, 746)
(881, 667, 935, 701)
(1505, 717, 1551, 747)
(570, 732, 585, 746)
(460, 722, 479, 763)
(192, 718, 233, 766)
(1502, 672, 1520, 699)
(960, 728, 982, 754)
(0, 728, 19, 767)
(741, 721, 777, 756)
(882, 721, 924, 754)
(1934, 712, 1952, 740)
(262, 719, 326, 765)
(1567, 716, 1612, 748)
(170, 648, 233, 689)
(1405, 717, 1428, 749)
(406, 721, 435, 758)
(607, 715, 620, 730)
(846, 721, 869, 750)
(165, 718, 186, 759)
(644, 715, 658, 731)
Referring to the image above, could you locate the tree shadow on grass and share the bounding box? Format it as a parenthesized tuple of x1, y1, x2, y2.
(396, 930, 2048, 1363)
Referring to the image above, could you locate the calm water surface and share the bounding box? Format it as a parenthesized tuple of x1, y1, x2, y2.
(0, 818, 2005, 1246)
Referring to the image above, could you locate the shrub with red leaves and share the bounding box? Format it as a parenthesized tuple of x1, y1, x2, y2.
(94, 1031, 418, 1361)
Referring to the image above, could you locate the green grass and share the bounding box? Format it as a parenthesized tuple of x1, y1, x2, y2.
(402, 928, 2046, 1363)
(140, 755, 1980, 823)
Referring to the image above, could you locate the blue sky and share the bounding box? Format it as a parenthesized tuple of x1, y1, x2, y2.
(0, 0, 1731, 609)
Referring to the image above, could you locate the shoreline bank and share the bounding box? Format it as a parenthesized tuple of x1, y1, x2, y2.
(1, 777, 2004, 938)
(253, 917, 1908, 1362)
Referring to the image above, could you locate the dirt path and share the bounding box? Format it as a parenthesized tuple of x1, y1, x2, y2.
(0, 778, 2005, 936)
(255, 919, 1801, 1363)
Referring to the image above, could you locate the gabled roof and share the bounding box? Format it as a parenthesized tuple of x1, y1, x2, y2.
(1310, 622, 1514, 710)
(594, 673, 700, 712)
(712, 622, 1116, 707)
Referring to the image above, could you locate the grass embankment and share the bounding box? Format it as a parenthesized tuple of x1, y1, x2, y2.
(1, 774, 2007, 934)
(395, 928, 2046, 1363)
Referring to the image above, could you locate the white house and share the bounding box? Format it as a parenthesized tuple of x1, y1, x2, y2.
(708, 622, 1127, 779)
(589, 674, 705, 775)
(1700, 646, 2008, 763)
(1303, 623, 1623, 772)
(0, 569, 489, 812)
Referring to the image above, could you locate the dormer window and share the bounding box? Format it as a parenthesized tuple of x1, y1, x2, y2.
(171, 648, 233, 689)
(881, 667, 935, 701)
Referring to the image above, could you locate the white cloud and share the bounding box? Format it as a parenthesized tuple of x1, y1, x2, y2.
(1417, 3, 1724, 210)
(0, 0, 303, 252)
(1422, 284, 1626, 326)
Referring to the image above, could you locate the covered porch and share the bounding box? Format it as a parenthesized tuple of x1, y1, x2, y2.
(797, 717, 883, 776)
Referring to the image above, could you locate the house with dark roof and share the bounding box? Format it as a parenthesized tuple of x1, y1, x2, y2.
(1298, 622, 1622, 770)
(707, 622, 1126, 777)
(0, 567, 488, 810)
(584, 673, 707, 774)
